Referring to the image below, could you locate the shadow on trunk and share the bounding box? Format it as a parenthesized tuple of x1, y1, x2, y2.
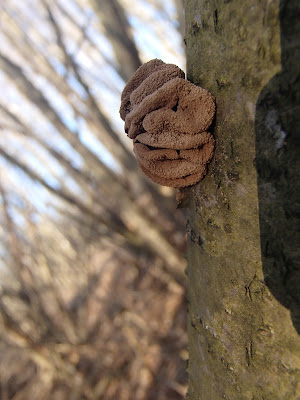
(255, 0, 300, 333)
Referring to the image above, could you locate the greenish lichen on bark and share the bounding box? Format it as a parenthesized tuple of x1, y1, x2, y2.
(185, 0, 300, 399)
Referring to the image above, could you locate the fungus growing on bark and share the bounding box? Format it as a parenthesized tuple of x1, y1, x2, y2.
(120, 59, 215, 188)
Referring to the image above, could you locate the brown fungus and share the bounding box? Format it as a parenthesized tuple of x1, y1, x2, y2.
(119, 59, 216, 188)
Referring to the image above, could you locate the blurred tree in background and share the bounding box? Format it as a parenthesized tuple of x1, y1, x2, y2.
(0, 0, 188, 399)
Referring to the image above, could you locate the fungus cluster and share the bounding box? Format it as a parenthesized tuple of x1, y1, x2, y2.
(120, 59, 215, 188)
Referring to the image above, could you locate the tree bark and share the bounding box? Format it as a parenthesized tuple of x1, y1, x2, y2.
(185, 0, 300, 399)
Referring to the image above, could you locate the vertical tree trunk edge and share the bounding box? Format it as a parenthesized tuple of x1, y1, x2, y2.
(185, 0, 300, 399)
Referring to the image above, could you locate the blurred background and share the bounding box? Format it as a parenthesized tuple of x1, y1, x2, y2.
(0, 1, 188, 399)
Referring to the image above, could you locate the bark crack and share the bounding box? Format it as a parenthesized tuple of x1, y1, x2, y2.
(245, 340, 253, 367)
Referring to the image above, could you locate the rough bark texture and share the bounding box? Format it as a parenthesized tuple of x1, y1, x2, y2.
(185, 0, 300, 399)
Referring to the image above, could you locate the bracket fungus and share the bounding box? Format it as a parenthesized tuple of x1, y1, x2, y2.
(120, 59, 215, 188)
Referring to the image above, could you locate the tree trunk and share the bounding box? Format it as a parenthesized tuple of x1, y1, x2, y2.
(91, 0, 142, 82)
(185, 0, 300, 399)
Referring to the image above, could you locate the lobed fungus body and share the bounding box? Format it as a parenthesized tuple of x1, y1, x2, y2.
(120, 59, 215, 188)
